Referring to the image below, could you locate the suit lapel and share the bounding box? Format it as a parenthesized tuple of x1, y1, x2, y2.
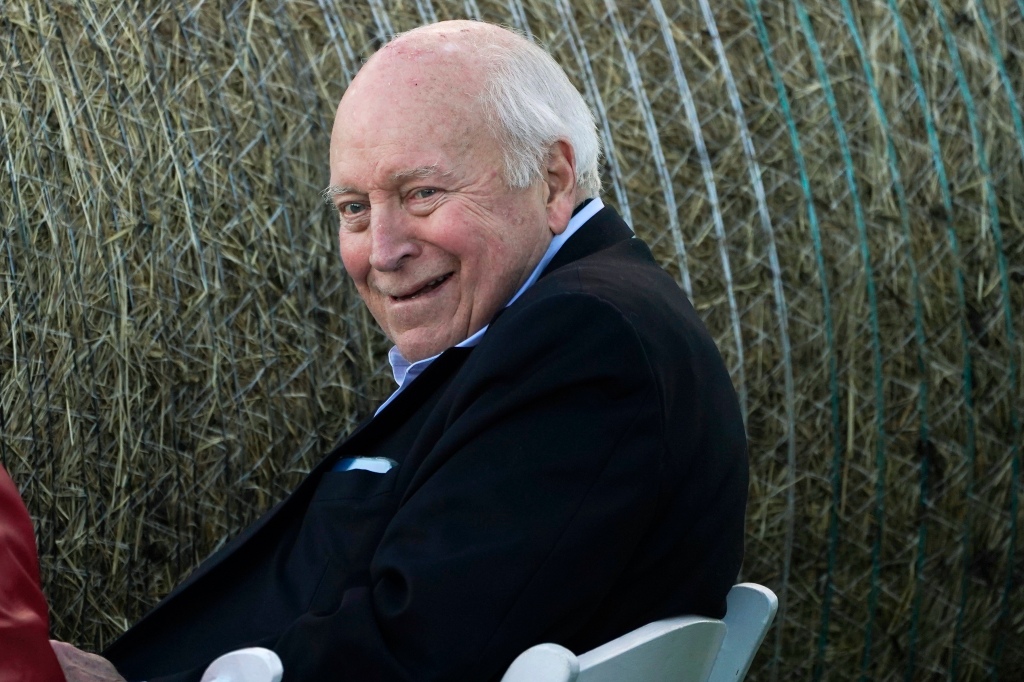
(327, 347, 473, 453)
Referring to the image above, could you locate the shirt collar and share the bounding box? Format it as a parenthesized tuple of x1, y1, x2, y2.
(386, 197, 604, 388)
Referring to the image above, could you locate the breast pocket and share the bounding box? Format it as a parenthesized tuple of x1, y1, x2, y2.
(292, 467, 401, 615)
(313, 467, 399, 500)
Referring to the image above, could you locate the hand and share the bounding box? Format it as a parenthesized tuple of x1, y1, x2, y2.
(50, 641, 127, 682)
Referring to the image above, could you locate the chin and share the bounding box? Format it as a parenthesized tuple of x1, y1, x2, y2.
(395, 338, 449, 363)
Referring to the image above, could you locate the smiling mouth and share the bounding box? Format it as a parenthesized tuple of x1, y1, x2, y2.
(391, 273, 453, 301)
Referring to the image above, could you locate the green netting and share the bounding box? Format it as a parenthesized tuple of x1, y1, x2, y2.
(1, 1, 1021, 679)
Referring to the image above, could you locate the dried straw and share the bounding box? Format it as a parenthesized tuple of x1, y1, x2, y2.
(1, 0, 1021, 679)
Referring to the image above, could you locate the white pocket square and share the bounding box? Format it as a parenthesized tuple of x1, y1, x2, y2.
(335, 457, 397, 474)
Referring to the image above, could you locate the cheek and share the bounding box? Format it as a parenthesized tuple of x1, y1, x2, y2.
(338, 239, 370, 283)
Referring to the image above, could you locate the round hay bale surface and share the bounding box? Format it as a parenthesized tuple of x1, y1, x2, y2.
(1, 1, 1021, 679)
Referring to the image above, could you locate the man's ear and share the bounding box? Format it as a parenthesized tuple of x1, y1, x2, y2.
(544, 139, 577, 236)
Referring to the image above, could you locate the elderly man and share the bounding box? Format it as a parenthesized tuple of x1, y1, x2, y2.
(55, 19, 746, 682)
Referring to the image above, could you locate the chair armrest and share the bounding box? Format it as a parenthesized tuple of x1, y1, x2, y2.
(200, 648, 283, 682)
(501, 643, 579, 682)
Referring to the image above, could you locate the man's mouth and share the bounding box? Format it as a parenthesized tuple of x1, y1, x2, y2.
(391, 273, 453, 301)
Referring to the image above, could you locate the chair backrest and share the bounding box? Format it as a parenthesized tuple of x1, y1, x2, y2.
(577, 617, 727, 682)
(200, 647, 284, 682)
(707, 583, 779, 682)
(501, 583, 778, 682)
(502, 618, 726, 682)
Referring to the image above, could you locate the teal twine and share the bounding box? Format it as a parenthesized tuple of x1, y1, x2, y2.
(878, 0, 973, 676)
(925, 0, 1018, 676)
(838, 0, 928, 453)
(835, 0, 933, 672)
(743, 2, 843, 680)
(785, 2, 888, 678)
(971, 3, 1024, 672)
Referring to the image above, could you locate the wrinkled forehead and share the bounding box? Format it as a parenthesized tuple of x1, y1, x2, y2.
(350, 54, 464, 113)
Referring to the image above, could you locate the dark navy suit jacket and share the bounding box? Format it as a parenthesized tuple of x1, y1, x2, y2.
(105, 206, 748, 682)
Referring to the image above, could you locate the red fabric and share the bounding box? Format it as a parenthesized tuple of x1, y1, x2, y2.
(0, 465, 65, 682)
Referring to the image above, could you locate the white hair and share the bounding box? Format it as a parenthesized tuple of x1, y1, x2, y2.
(480, 36, 602, 198)
(385, 24, 602, 198)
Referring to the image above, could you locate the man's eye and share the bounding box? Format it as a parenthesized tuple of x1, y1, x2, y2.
(413, 188, 437, 200)
(341, 202, 367, 215)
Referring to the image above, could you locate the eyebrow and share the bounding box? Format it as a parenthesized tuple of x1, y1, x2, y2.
(320, 165, 454, 204)
(321, 185, 355, 204)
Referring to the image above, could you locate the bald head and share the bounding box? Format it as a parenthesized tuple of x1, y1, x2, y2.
(382, 19, 522, 55)
(333, 20, 601, 198)
(340, 21, 496, 112)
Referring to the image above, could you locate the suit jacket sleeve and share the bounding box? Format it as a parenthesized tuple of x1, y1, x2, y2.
(271, 292, 668, 681)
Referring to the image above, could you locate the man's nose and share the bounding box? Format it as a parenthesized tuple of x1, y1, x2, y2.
(368, 208, 420, 272)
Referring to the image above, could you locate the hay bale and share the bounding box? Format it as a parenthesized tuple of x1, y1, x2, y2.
(0, 0, 1021, 678)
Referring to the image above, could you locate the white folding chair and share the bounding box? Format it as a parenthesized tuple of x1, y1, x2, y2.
(502, 583, 777, 682)
(708, 583, 778, 682)
(200, 648, 283, 682)
(194, 584, 777, 682)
